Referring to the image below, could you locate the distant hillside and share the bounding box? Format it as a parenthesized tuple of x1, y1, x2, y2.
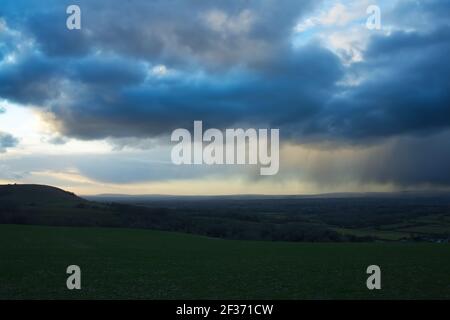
(0, 184, 357, 242)
(86, 191, 450, 203)
(1, 184, 449, 243)
(0, 184, 83, 206)
(0, 184, 113, 226)
(0, 184, 193, 239)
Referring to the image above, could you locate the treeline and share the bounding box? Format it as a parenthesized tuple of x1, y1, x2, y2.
(0, 200, 372, 242)
(102, 203, 373, 242)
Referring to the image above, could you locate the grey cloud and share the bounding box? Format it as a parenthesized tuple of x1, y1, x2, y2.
(21, 44, 342, 140)
(15, 0, 318, 69)
(0, 151, 246, 184)
(300, 27, 450, 142)
(0, 0, 449, 164)
(0, 131, 19, 152)
(272, 130, 450, 189)
(360, 130, 450, 187)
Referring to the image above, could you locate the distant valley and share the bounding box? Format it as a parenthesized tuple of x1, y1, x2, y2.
(2, 184, 450, 242)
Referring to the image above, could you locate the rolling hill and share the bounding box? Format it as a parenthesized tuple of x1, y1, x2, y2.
(0, 184, 84, 205)
(0, 184, 121, 227)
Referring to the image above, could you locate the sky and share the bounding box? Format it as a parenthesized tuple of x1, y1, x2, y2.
(0, 0, 449, 195)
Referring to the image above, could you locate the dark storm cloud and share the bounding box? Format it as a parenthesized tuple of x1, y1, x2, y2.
(0, 53, 62, 105)
(10, 0, 317, 68)
(0, 0, 450, 144)
(25, 9, 91, 57)
(386, 0, 450, 32)
(71, 55, 147, 86)
(0, 53, 146, 107)
(47, 44, 343, 139)
(302, 26, 450, 141)
(1, 0, 337, 139)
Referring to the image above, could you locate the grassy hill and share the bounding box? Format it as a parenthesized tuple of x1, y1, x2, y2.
(0, 184, 121, 227)
(1, 224, 449, 299)
(0, 184, 83, 206)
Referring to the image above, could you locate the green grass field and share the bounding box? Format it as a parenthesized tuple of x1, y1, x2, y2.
(1, 224, 449, 299)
